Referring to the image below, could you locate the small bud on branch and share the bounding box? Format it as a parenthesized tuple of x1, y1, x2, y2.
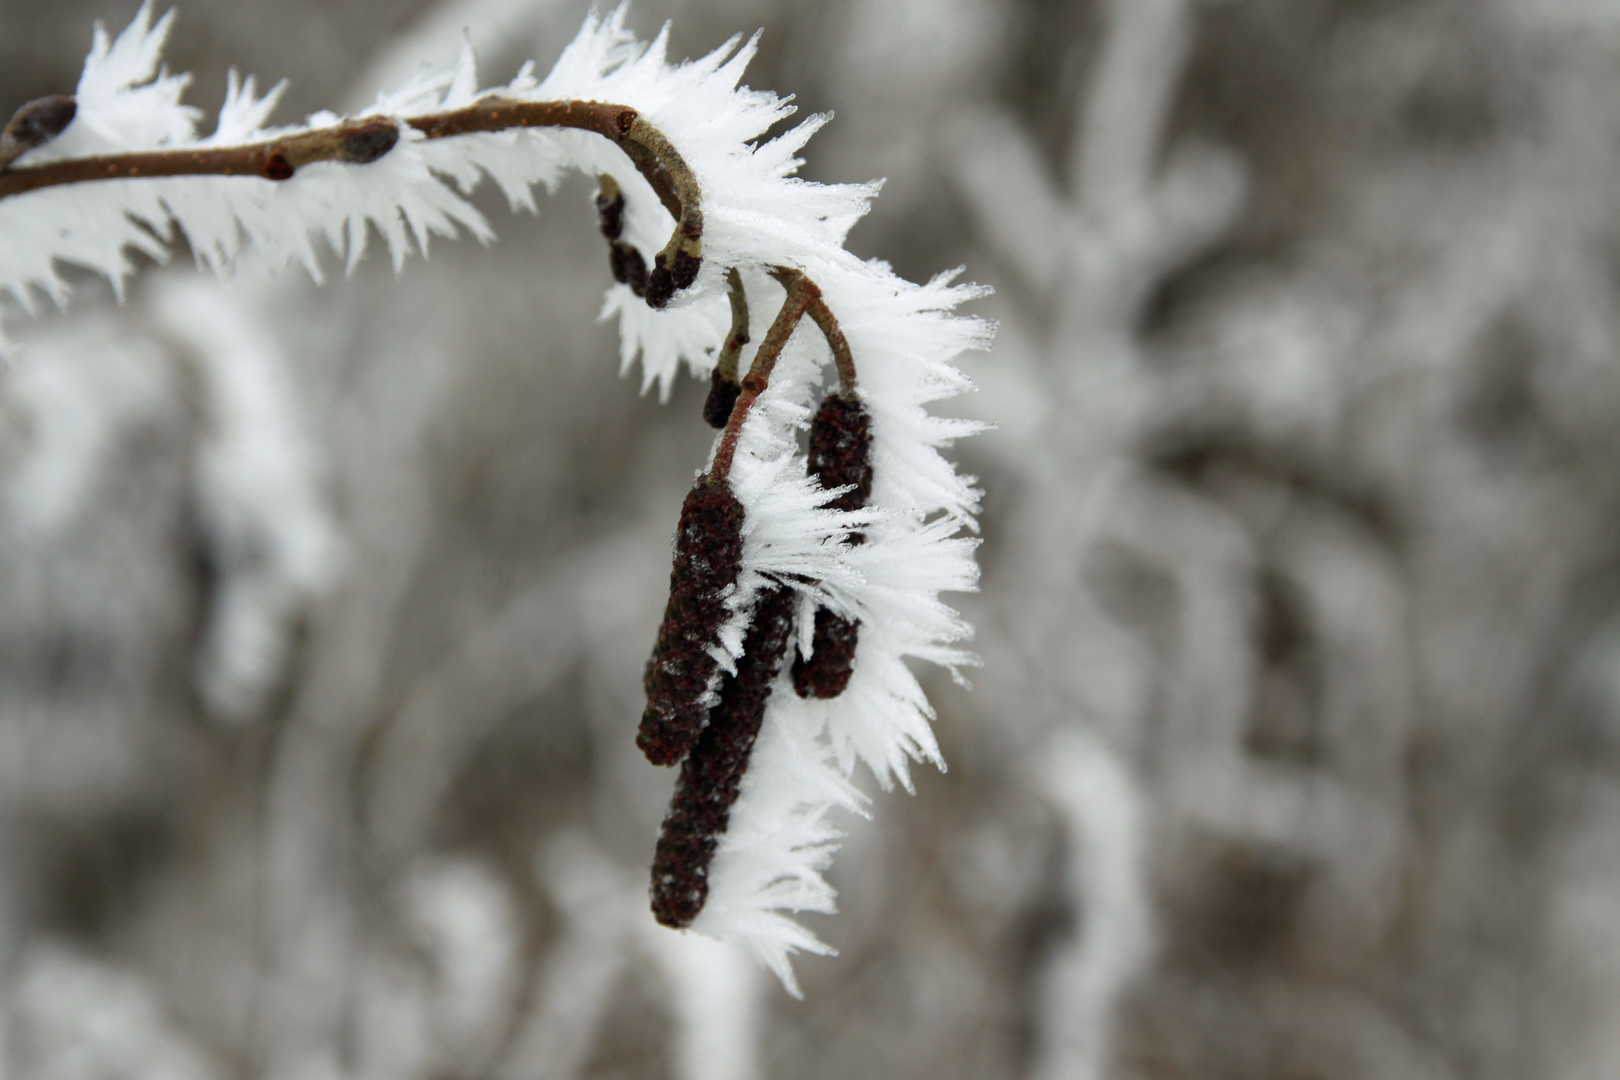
(0, 95, 77, 170)
(638, 478, 747, 767)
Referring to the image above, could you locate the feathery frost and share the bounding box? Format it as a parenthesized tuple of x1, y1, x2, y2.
(0, 3, 990, 993)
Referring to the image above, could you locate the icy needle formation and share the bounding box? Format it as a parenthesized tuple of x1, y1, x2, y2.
(0, 2, 989, 997)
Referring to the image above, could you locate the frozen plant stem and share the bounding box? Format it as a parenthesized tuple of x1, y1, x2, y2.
(0, 96, 705, 306)
(717, 268, 751, 385)
(702, 269, 751, 429)
(709, 268, 856, 482)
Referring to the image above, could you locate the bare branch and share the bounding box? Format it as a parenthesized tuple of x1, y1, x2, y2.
(0, 116, 400, 194)
(0, 95, 705, 306)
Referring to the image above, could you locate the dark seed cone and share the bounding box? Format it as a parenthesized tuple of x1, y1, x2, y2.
(638, 479, 746, 766)
(702, 368, 741, 429)
(792, 607, 861, 699)
(651, 586, 795, 928)
(792, 393, 874, 700)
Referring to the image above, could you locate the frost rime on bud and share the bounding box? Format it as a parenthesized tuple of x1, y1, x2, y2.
(638, 478, 746, 767)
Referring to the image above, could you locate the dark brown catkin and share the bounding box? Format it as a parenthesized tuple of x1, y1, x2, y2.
(651, 585, 795, 927)
(792, 393, 873, 699)
(638, 478, 746, 766)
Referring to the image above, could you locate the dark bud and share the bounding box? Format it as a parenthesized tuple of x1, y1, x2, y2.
(596, 190, 625, 241)
(651, 586, 795, 927)
(616, 109, 638, 136)
(3, 96, 76, 155)
(702, 368, 741, 429)
(338, 119, 399, 164)
(671, 247, 702, 291)
(792, 609, 860, 699)
(610, 242, 648, 296)
(646, 248, 704, 309)
(262, 152, 294, 181)
(808, 393, 874, 518)
(646, 257, 675, 309)
(637, 479, 747, 766)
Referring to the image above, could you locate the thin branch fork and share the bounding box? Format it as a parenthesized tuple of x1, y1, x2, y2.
(707, 268, 860, 481)
(708, 271, 814, 483)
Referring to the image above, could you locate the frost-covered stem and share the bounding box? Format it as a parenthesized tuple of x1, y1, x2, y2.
(808, 293, 856, 397)
(716, 267, 750, 384)
(0, 94, 704, 304)
(708, 269, 815, 483)
(413, 97, 702, 303)
(770, 265, 856, 396)
(0, 116, 401, 194)
(703, 268, 752, 428)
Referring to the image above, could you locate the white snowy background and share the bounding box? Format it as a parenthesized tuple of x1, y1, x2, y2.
(3, 0, 1619, 1078)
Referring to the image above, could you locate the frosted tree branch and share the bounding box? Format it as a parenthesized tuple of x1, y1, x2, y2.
(1, 1, 989, 999)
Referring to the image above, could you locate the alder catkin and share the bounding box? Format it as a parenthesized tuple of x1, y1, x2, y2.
(651, 585, 795, 927)
(792, 393, 873, 699)
(805, 392, 873, 514)
(638, 478, 746, 766)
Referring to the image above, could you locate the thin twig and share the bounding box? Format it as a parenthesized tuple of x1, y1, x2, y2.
(716, 267, 750, 384)
(709, 270, 815, 483)
(0, 116, 400, 195)
(769, 266, 857, 396)
(806, 293, 856, 396)
(411, 98, 703, 304)
(0, 95, 704, 306)
(702, 267, 751, 427)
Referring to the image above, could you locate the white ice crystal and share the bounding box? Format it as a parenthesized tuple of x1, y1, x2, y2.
(0, 2, 990, 994)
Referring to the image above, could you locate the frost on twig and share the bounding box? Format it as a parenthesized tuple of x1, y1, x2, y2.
(0, 2, 988, 995)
